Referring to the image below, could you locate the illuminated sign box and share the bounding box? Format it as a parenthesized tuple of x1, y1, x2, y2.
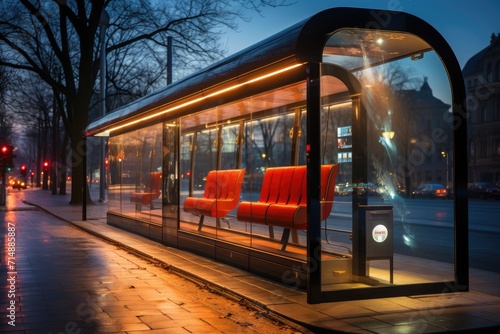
(353, 205, 394, 283)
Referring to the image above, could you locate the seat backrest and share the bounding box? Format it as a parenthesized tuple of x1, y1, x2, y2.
(219, 169, 246, 200)
(275, 167, 296, 204)
(148, 172, 162, 197)
(320, 164, 339, 220)
(203, 169, 246, 200)
(229, 169, 246, 203)
(257, 165, 337, 213)
(288, 166, 306, 205)
(258, 169, 274, 202)
(265, 168, 285, 204)
(203, 171, 218, 199)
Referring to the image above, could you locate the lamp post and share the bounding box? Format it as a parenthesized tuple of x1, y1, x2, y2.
(167, 36, 173, 85)
(99, 9, 109, 203)
(51, 67, 59, 195)
(441, 150, 449, 189)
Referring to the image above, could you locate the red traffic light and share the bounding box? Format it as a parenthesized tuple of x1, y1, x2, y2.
(20, 164, 27, 176)
(1, 144, 15, 167)
(43, 161, 49, 171)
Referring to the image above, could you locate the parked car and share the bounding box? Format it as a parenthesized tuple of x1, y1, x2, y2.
(412, 183, 447, 199)
(468, 182, 500, 200)
(351, 182, 385, 197)
(335, 183, 352, 196)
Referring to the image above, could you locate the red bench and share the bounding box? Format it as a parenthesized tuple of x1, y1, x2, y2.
(184, 169, 246, 231)
(236, 164, 338, 250)
(130, 172, 162, 210)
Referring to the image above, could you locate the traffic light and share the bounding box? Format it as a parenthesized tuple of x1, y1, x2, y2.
(1, 145, 15, 168)
(43, 161, 49, 172)
(20, 164, 27, 176)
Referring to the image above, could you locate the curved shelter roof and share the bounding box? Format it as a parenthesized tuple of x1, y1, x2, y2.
(86, 7, 464, 137)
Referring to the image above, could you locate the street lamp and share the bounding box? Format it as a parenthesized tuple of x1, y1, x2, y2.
(382, 131, 395, 140)
(99, 9, 109, 203)
(441, 151, 449, 189)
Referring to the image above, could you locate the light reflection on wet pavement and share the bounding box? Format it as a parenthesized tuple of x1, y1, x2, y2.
(0, 208, 295, 333)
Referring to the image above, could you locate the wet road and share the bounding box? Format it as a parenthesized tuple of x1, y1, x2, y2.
(0, 207, 300, 333)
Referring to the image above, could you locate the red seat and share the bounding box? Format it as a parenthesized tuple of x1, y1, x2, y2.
(130, 172, 162, 209)
(236, 168, 287, 224)
(184, 169, 245, 231)
(237, 164, 338, 250)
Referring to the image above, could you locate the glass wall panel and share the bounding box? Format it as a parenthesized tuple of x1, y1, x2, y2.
(221, 124, 240, 170)
(162, 122, 179, 245)
(107, 123, 163, 224)
(162, 123, 179, 207)
(320, 29, 454, 293)
(108, 135, 124, 214)
(178, 82, 313, 255)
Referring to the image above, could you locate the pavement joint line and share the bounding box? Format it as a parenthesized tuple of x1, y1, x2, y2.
(21, 199, 316, 334)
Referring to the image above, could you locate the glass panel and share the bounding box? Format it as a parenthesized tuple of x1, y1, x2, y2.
(242, 113, 294, 170)
(298, 109, 307, 166)
(316, 73, 354, 290)
(323, 29, 432, 71)
(178, 82, 310, 256)
(162, 122, 179, 244)
(321, 28, 454, 292)
(179, 132, 194, 226)
(362, 52, 454, 285)
(106, 123, 162, 224)
(194, 129, 218, 185)
(107, 135, 124, 214)
(162, 123, 179, 207)
(221, 124, 239, 170)
(242, 111, 299, 250)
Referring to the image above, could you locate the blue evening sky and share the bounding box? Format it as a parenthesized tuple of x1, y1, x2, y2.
(223, 0, 499, 104)
(226, 0, 499, 69)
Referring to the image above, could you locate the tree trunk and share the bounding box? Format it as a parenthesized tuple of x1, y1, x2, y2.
(68, 97, 89, 204)
(69, 135, 84, 204)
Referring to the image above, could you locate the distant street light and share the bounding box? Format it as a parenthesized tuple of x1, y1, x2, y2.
(382, 131, 395, 140)
(99, 9, 109, 203)
(441, 151, 449, 189)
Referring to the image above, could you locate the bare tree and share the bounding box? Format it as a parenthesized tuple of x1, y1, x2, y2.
(359, 63, 422, 197)
(7, 72, 56, 188)
(0, 0, 292, 204)
(0, 59, 12, 139)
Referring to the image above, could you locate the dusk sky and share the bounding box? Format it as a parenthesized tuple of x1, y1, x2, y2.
(225, 0, 499, 70)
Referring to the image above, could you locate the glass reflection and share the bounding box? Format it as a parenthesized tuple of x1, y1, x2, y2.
(320, 28, 455, 291)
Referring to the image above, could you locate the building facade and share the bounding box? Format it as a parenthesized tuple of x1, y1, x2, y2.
(393, 78, 452, 193)
(463, 33, 500, 184)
